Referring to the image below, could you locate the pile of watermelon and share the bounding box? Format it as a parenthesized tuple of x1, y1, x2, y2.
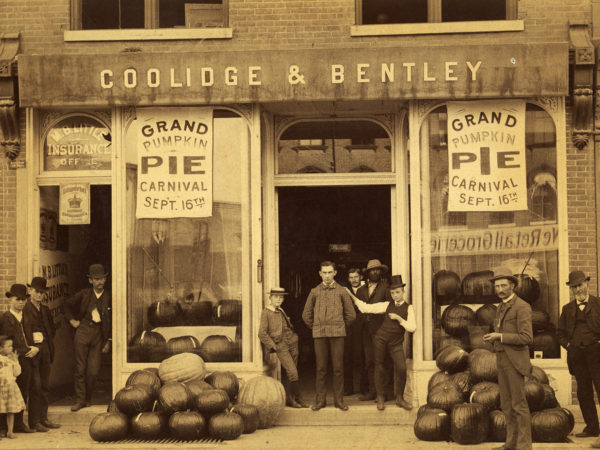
(89, 352, 286, 442)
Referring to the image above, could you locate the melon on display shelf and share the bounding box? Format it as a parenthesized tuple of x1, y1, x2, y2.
(450, 402, 489, 445)
(158, 352, 206, 384)
(205, 371, 240, 402)
(158, 382, 192, 415)
(168, 410, 207, 440)
(89, 412, 129, 442)
(125, 369, 162, 397)
(208, 411, 245, 440)
(130, 412, 167, 440)
(114, 385, 155, 416)
(413, 408, 450, 441)
(231, 404, 260, 434)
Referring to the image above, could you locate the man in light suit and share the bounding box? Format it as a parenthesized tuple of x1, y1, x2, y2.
(556, 271, 600, 441)
(484, 268, 533, 450)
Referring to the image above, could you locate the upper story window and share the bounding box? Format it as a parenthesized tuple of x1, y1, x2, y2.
(73, 0, 228, 30)
(359, 0, 515, 24)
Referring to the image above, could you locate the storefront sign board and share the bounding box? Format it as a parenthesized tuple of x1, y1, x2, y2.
(135, 107, 213, 218)
(59, 183, 91, 225)
(18, 43, 568, 106)
(429, 223, 558, 256)
(447, 100, 527, 212)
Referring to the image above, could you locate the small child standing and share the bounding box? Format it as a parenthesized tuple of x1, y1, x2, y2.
(0, 335, 26, 439)
(258, 287, 307, 408)
(348, 275, 416, 411)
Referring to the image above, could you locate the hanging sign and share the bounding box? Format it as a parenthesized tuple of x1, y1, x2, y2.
(135, 107, 213, 218)
(446, 100, 527, 212)
(59, 183, 90, 225)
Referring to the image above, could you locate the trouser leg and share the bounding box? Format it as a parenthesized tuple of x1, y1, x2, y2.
(276, 347, 299, 382)
(352, 319, 364, 393)
(571, 346, 600, 432)
(27, 359, 42, 427)
(313, 338, 329, 404)
(330, 337, 345, 405)
(389, 341, 407, 398)
(362, 327, 375, 395)
(372, 333, 387, 398)
(85, 329, 103, 404)
(343, 324, 354, 393)
(36, 342, 51, 422)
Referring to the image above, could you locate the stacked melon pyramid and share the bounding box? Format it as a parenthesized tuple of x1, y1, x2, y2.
(414, 345, 573, 444)
(89, 352, 286, 442)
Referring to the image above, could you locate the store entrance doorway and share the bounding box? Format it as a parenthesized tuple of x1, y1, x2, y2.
(277, 185, 391, 399)
(38, 184, 112, 405)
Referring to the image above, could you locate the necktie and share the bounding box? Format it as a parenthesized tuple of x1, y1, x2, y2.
(578, 301, 587, 311)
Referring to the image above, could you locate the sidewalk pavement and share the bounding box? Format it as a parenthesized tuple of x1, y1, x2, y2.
(2, 420, 599, 450)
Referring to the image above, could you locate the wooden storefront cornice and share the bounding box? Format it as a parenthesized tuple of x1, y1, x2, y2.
(0, 32, 20, 160)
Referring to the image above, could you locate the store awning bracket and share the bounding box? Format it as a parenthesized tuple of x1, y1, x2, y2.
(569, 22, 595, 150)
(0, 33, 20, 160)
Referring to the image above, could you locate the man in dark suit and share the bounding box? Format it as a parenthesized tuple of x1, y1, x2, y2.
(557, 270, 600, 440)
(484, 268, 533, 450)
(0, 284, 36, 434)
(63, 264, 112, 412)
(25, 276, 59, 431)
(344, 268, 363, 395)
(356, 259, 392, 401)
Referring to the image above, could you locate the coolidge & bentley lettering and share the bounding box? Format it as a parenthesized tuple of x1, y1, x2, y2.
(99, 60, 482, 89)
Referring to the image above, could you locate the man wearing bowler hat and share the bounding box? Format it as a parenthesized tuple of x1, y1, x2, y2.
(483, 268, 533, 450)
(355, 259, 393, 401)
(24, 276, 59, 431)
(557, 271, 600, 442)
(64, 264, 112, 412)
(0, 284, 36, 434)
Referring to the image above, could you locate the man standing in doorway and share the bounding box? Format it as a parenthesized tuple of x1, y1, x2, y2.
(556, 271, 600, 442)
(302, 261, 355, 411)
(24, 277, 59, 431)
(64, 264, 111, 412)
(344, 268, 364, 395)
(484, 268, 533, 450)
(356, 259, 392, 401)
(0, 284, 36, 434)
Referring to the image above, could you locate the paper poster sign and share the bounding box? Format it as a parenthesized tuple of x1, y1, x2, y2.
(447, 100, 527, 211)
(59, 183, 90, 225)
(136, 107, 213, 218)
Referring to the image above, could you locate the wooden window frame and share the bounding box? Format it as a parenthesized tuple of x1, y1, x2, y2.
(70, 0, 229, 30)
(355, 0, 517, 25)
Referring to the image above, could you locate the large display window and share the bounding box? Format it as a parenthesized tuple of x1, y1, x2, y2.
(124, 108, 252, 365)
(420, 103, 560, 361)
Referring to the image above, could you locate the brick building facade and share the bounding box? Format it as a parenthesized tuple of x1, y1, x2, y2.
(0, 0, 597, 407)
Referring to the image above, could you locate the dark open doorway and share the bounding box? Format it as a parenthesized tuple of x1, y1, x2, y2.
(277, 185, 391, 398)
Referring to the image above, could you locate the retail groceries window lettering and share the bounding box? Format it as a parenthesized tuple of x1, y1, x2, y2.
(99, 61, 482, 89)
(359, 0, 515, 24)
(422, 102, 561, 361)
(72, 0, 227, 30)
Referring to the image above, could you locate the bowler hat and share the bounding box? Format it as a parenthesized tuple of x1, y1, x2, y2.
(364, 259, 388, 274)
(28, 276, 48, 292)
(269, 287, 288, 296)
(5, 284, 28, 300)
(389, 275, 406, 289)
(566, 270, 590, 286)
(87, 264, 108, 278)
(489, 268, 518, 285)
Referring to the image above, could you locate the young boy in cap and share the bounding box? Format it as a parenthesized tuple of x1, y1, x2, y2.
(347, 275, 416, 410)
(258, 287, 307, 408)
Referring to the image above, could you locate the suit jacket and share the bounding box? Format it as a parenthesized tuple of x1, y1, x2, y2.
(0, 310, 31, 356)
(302, 281, 356, 338)
(493, 295, 533, 376)
(64, 288, 112, 344)
(356, 280, 392, 334)
(557, 295, 600, 374)
(23, 300, 56, 361)
(258, 307, 296, 351)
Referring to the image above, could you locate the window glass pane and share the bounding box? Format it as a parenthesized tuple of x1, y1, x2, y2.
(277, 120, 392, 174)
(442, 0, 505, 22)
(82, 0, 144, 29)
(159, 0, 223, 28)
(362, 0, 428, 24)
(422, 104, 559, 361)
(43, 116, 111, 172)
(126, 111, 249, 364)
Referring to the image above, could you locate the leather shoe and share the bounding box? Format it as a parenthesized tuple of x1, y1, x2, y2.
(396, 398, 412, 410)
(376, 396, 385, 411)
(359, 393, 375, 401)
(41, 419, 60, 429)
(334, 403, 349, 411)
(576, 430, 599, 437)
(33, 423, 49, 433)
(13, 424, 34, 434)
(311, 402, 326, 411)
(71, 402, 88, 412)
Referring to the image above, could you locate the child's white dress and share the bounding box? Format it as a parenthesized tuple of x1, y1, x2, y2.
(0, 354, 25, 413)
